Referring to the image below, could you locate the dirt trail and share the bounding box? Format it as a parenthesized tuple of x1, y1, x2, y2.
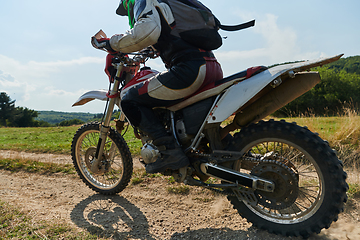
(0, 150, 359, 240)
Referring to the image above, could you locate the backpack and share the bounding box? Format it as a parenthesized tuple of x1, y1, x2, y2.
(167, 0, 255, 51)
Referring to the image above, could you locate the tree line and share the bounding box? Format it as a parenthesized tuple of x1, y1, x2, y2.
(0, 92, 86, 127)
(0, 92, 40, 127)
(0, 92, 121, 127)
(35, 111, 101, 125)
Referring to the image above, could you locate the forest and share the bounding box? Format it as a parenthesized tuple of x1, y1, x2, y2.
(1, 55, 360, 127)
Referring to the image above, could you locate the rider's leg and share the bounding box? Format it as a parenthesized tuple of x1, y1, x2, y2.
(121, 97, 189, 173)
(121, 59, 222, 173)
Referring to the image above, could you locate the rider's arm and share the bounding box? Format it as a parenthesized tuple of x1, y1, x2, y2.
(109, 0, 174, 53)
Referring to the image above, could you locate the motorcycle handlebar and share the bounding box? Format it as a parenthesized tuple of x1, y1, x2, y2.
(91, 30, 158, 63)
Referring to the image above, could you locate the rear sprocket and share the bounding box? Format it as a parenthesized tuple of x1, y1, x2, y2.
(251, 160, 298, 210)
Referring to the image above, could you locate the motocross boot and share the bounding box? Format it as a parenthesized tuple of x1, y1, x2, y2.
(145, 136, 189, 173)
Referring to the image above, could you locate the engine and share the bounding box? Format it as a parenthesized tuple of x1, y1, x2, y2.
(141, 142, 160, 164)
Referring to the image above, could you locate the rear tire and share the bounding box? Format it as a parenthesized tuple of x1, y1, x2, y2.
(227, 120, 348, 238)
(71, 122, 133, 195)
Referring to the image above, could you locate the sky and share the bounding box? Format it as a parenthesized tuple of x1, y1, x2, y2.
(0, 0, 359, 113)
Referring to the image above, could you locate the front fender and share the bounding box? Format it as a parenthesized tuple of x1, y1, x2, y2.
(72, 90, 121, 108)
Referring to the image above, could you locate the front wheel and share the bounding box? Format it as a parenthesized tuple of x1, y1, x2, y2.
(227, 120, 348, 238)
(71, 122, 133, 195)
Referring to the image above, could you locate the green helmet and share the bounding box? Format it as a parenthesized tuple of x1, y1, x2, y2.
(116, 0, 136, 28)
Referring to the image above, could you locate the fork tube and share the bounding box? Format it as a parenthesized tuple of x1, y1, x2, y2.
(91, 64, 123, 173)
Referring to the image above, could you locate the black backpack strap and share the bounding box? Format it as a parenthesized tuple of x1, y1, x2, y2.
(216, 19, 255, 32)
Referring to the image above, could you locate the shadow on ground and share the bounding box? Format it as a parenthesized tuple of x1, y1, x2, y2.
(70, 194, 335, 240)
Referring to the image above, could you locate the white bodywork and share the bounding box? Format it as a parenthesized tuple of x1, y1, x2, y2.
(72, 90, 121, 108)
(207, 54, 343, 124)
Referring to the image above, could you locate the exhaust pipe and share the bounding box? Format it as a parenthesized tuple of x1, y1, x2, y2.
(221, 71, 320, 137)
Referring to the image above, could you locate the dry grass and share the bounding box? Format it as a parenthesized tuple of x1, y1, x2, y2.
(284, 107, 360, 166)
(283, 107, 360, 198)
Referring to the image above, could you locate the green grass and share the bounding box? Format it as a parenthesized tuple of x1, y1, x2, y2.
(0, 126, 76, 154)
(0, 124, 142, 155)
(131, 177, 144, 185)
(166, 185, 190, 195)
(0, 200, 99, 239)
(0, 158, 75, 174)
(347, 183, 360, 199)
(1, 111, 358, 160)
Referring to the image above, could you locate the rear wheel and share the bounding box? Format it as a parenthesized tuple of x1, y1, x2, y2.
(71, 122, 133, 195)
(227, 120, 348, 238)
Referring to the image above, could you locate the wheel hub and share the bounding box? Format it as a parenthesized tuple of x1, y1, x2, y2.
(84, 147, 111, 175)
(251, 160, 299, 210)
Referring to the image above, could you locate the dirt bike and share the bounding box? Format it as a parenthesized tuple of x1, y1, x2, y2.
(71, 30, 348, 238)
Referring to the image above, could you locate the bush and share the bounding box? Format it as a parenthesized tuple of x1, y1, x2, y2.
(276, 67, 360, 116)
(58, 119, 84, 126)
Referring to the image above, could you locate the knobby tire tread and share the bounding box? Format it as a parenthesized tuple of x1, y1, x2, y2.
(227, 120, 348, 239)
(71, 122, 133, 195)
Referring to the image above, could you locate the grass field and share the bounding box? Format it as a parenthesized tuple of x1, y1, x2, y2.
(285, 108, 360, 166)
(0, 123, 142, 155)
(0, 109, 359, 163)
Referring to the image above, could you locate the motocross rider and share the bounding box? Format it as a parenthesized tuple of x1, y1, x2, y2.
(99, 0, 223, 173)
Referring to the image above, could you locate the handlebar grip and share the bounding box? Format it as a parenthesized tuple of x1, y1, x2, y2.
(91, 37, 105, 49)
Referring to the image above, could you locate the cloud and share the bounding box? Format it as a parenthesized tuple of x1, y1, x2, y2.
(28, 57, 104, 68)
(0, 53, 165, 112)
(0, 55, 103, 78)
(0, 54, 106, 112)
(215, 13, 324, 75)
(0, 70, 19, 88)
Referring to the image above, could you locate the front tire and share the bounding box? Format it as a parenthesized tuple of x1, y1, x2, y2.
(227, 120, 348, 238)
(71, 122, 133, 195)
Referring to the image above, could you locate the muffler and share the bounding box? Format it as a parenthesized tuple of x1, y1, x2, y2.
(200, 163, 274, 192)
(221, 71, 320, 137)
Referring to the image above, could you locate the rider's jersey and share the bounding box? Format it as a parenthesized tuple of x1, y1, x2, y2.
(110, 0, 202, 67)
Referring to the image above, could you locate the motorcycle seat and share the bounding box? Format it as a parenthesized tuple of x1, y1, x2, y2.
(168, 66, 268, 111)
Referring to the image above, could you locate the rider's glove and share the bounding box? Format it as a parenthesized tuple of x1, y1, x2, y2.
(96, 38, 117, 54)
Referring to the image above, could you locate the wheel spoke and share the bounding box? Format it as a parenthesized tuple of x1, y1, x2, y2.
(73, 125, 131, 192)
(239, 138, 323, 222)
(227, 120, 347, 238)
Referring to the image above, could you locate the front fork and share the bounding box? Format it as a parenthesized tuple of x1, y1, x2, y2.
(90, 64, 123, 173)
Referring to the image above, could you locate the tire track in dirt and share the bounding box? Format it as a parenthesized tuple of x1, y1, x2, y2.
(0, 150, 359, 239)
